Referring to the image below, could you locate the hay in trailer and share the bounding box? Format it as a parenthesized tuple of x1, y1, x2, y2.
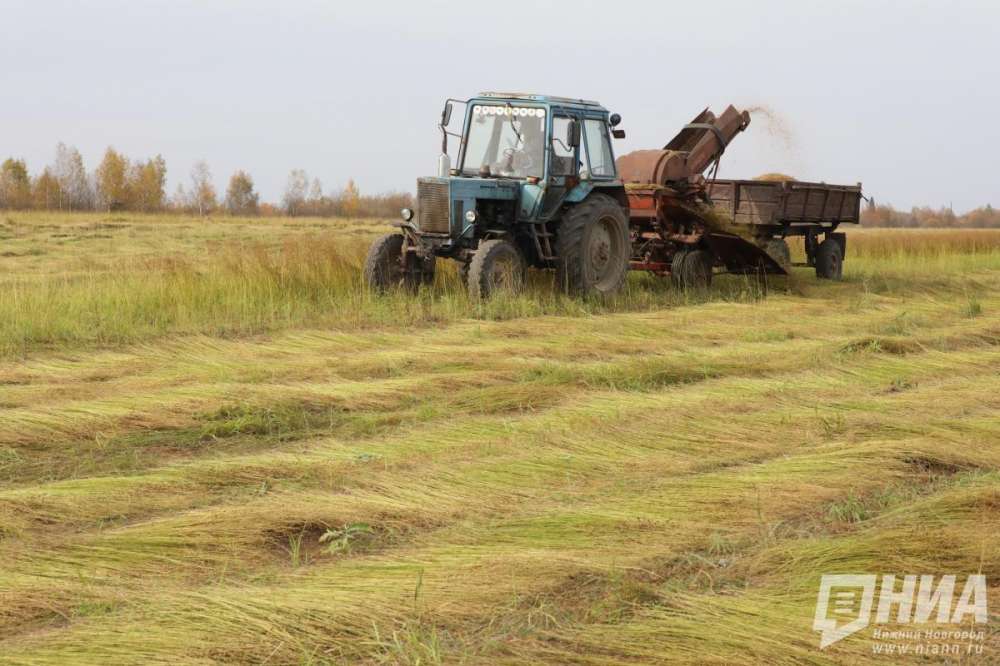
(754, 173, 797, 182)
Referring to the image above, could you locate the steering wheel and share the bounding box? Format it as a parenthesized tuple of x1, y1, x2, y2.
(501, 147, 534, 174)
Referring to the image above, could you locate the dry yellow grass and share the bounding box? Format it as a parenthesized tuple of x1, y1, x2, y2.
(0, 212, 998, 664)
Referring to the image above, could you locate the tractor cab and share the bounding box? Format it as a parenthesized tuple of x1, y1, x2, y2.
(407, 94, 624, 252)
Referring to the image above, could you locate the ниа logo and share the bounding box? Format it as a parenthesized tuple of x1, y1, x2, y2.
(813, 574, 988, 648)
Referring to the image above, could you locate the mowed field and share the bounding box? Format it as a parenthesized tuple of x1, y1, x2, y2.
(1, 212, 999, 664)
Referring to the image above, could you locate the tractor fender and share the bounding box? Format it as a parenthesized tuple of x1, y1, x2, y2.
(565, 182, 628, 212)
(564, 181, 595, 203)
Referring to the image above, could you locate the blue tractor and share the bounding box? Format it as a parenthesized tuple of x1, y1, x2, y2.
(363, 92, 631, 299)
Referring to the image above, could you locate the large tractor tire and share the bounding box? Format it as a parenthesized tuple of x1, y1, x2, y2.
(363, 233, 434, 293)
(467, 239, 526, 301)
(556, 194, 630, 297)
(814, 238, 843, 280)
(672, 248, 714, 289)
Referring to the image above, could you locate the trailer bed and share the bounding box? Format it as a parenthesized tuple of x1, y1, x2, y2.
(706, 179, 862, 231)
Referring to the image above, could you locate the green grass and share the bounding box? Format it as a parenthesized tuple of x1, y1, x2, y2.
(0, 212, 998, 664)
(4, 212, 996, 360)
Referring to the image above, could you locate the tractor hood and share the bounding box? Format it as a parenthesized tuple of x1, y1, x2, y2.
(415, 176, 520, 236)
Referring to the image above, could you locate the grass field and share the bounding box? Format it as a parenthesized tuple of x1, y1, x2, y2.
(1, 211, 998, 664)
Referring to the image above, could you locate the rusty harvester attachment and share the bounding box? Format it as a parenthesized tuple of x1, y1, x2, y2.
(616, 105, 793, 277)
(616, 106, 751, 188)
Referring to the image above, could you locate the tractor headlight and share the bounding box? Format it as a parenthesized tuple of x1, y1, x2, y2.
(401, 208, 413, 221)
(465, 209, 477, 223)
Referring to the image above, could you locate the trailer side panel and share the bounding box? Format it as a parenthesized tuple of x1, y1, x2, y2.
(707, 180, 862, 228)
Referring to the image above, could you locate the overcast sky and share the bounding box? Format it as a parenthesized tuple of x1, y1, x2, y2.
(3, 0, 998, 211)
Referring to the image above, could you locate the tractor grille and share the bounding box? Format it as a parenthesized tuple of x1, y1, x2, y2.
(417, 180, 450, 233)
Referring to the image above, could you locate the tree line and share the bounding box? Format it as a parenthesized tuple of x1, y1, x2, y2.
(278, 170, 412, 219)
(5, 147, 994, 226)
(860, 201, 1000, 228)
(0, 144, 412, 218)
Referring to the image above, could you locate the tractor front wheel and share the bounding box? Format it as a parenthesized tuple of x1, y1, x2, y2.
(363, 233, 434, 293)
(467, 239, 526, 300)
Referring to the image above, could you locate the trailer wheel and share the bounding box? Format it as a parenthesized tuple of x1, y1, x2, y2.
(670, 249, 689, 288)
(363, 233, 433, 293)
(467, 239, 526, 301)
(815, 238, 843, 280)
(556, 194, 630, 297)
(674, 248, 714, 289)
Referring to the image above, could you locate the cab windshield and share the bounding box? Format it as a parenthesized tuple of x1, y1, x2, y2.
(461, 104, 545, 179)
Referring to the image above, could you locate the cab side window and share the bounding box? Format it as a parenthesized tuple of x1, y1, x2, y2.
(583, 119, 615, 177)
(550, 115, 577, 176)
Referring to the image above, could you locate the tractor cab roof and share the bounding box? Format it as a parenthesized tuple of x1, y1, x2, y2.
(474, 92, 607, 113)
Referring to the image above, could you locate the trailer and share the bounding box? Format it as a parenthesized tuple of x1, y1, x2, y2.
(364, 94, 863, 298)
(622, 177, 863, 286)
(715, 178, 862, 270)
(617, 110, 862, 286)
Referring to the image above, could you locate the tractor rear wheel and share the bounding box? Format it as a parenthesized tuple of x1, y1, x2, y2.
(673, 248, 714, 289)
(556, 194, 630, 297)
(363, 233, 434, 293)
(815, 238, 843, 280)
(467, 239, 526, 300)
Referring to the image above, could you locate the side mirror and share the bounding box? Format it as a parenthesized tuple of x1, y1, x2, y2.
(441, 102, 453, 127)
(609, 113, 622, 127)
(567, 119, 581, 148)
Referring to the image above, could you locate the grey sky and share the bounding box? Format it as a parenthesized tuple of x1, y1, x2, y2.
(3, 0, 998, 211)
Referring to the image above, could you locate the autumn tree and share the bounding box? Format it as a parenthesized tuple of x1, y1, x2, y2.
(171, 183, 190, 212)
(32, 168, 63, 210)
(95, 148, 130, 211)
(128, 156, 167, 212)
(224, 170, 259, 216)
(283, 169, 309, 216)
(340, 178, 361, 217)
(189, 161, 217, 215)
(53, 143, 92, 210)
(964, 204, 1000, 228)
(0, 158, 32, 209)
